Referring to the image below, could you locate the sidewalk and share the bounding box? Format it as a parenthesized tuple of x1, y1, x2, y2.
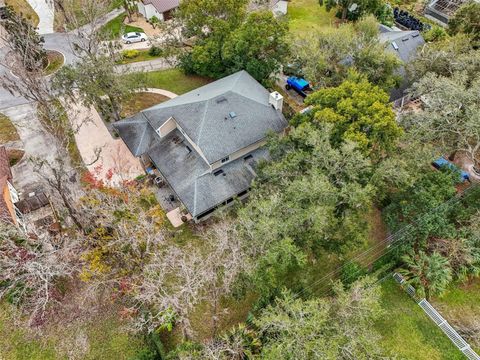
(114, 57, 175, 73)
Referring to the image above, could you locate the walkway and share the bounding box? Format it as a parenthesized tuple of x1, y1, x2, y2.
(144, 87, 178, 99)
(115, 57, 175, 73)
(66, 100, 143, 186)
(26, 0, 54, 34)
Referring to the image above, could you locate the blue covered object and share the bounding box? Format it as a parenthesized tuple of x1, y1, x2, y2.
(432, 157, 470, 182)
(287, 77, 309, 91)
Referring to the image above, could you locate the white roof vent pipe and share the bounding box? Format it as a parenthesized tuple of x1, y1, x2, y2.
(269, 91, 284, 112)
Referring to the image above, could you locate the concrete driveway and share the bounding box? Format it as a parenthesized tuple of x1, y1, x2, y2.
(67, 100, 143, 186)
(26, 0, 54, 34)
(1, 103, 59, 195)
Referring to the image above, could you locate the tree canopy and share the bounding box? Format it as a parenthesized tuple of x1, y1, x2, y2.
(301, 72, 402, 156)
(448, 2, 480, 48)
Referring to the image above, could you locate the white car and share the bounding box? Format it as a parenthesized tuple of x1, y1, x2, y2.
(122, 32, 148, 44)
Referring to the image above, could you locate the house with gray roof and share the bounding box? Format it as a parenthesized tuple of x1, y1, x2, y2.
(379, 25, 425, 101)
(114, 70, 287, 222)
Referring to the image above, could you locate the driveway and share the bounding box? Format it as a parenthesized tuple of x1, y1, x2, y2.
(67, 100, 143, 185)
(1, 103, 59, 195)
(26, 0, 54, 34)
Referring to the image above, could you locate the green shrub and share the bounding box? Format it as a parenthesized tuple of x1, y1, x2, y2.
(149, 46, 163, 57)
(424, 26, 448, 42)
(122, 49, 140, 59)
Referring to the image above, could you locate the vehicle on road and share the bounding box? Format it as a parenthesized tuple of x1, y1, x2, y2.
(432, 157, 470, 183)
(285, 77, 312, 98)
(122, 32, 148, 44)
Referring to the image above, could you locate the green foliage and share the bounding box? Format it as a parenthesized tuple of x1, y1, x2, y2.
(448, 2, 480, 48)
(341, 261, 367, 286)
(399, 251, 452, 300)
(3, 5, 46, 71)
(148, 46, 163, 57)
(320, 0, 391, 21)
(407, 34, 480, 81)
(221, 11, 289, 82)
(53, 55, 145, 121)
(423, 25, 448, 42)
(100, 12, 144, 39)
(238, 123, 375, 299)
(149, 15, 160, 29)
(404, 71, 480, 170)
(255, 277, 387, 359)
(178, 1, 289, 82)
(303, 72, 402, 156)
(291, 16, 402, 90)
(122, 49, 140, 59)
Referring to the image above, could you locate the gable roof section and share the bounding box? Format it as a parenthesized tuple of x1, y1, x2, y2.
(142, 0, 179, 13)
(113, 113, 158, 157)
(139, 70, 287, 164)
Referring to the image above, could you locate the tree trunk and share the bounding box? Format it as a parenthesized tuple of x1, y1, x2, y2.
(341, 7, 348, 20)
(124, 2, 133, 23)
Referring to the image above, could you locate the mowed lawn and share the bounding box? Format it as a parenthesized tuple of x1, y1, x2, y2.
(288, 0, 337, 37)
(376, 279, 465, 360)
(432, 278, 480, 353)
(140, 69, 212, 95)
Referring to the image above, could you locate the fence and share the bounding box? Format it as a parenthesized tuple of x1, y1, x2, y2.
(393, 273, 480, 360)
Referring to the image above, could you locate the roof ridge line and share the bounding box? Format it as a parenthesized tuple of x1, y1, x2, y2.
(195, 97, 210, 150)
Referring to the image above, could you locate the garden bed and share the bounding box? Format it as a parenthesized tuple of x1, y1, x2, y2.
(44, 50, 64, 75)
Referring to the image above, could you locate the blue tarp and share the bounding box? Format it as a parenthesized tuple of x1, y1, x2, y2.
(432, 157, 470, 182)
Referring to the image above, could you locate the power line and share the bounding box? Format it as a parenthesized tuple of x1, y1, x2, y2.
(291, 183, 480, 300)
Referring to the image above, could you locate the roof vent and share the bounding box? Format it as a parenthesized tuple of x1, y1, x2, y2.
(213, 169, 224, 176)
(402, 37, 409, 42)
(216, 96, 227, 104)
(229, 111, 237, 119)
(412, 32, 420, 38)
(392, 41, 399, 50)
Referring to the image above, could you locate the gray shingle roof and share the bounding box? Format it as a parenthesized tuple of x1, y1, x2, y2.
(146, 129, 268, 217)
(113, 70, 286, 218)
(379, 29, 425, 101)
(141, 70, 286, 164)
(142, 0, 179, 13)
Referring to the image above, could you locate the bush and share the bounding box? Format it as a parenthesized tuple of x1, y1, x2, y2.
(122, 49, 140, 59)
(149, 46, 163, 57)
(424, 26, 448, 42)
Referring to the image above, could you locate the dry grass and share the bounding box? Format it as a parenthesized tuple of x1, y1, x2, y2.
(0, 113, 20, 143)
(5, 0, 40, 27)
(121, 92, 170, 118)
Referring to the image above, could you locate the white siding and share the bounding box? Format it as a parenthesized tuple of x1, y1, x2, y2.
(211, 139, 266, 170)
(158, 117, 177, 137)
(144, 4, 164, 20)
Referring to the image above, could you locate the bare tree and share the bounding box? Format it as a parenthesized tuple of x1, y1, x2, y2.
(0, 222, 81, 324)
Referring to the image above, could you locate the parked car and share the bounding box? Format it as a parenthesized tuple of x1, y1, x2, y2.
(285, 77, 312, 98)
(432, 157, 470, 183)
(122, 32, 148, 44)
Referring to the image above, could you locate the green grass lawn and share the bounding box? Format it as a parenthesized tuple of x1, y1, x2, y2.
(288, 0, 337, 37)
(139, 69, 212, 95)
(0, 113, 20, 143)
(45, 50, 65, 75)
(5, 0, 40, 27)
(100, 13, 144, 39)
(376, 279, 465, 360)
(0, 301, 150, 360)
(432, 278, 480, 353)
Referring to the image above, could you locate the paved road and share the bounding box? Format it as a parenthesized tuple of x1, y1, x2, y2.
(27, 0, 54, 34)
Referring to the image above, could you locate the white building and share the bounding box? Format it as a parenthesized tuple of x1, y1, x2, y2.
(137, 0, 179, 21)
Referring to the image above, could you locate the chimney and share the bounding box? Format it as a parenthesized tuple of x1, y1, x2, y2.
(269, 91, 283, 112)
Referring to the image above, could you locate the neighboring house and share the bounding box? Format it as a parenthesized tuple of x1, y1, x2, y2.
(137, 0, 179, 21)
(424, 0, 478, 26)
(379, 25, 425, 101)
(0, 147, 23, 228)
(114, 70, 287, 222)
